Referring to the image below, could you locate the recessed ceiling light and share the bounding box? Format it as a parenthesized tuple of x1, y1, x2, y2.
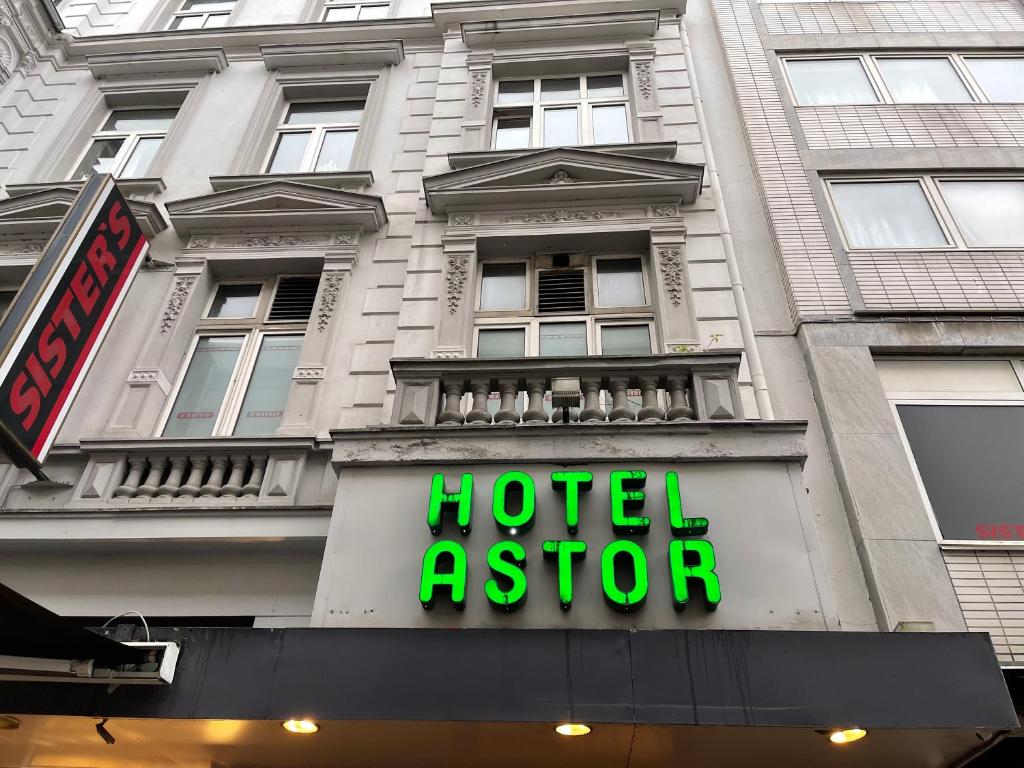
(555, 723, 591, 737)
(282, 719, 319, 734)
(829, 728, 867, 745)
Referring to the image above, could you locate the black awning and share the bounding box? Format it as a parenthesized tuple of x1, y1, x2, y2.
(0, 582, 148, 666)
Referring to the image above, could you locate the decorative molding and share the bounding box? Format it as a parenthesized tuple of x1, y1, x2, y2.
(237, 234, 315, 248)
(160, 276, 196, 334)
(548, 170, 577, 185)
(431, 347, 466, 359)
(635, 61, 654, 101)
(185, 232, 354, 250)
(658, 246, 684, 307)
(652, 205, 678, 217)
(499, 209, 622, 224)
(449, 214, 473, 226)
(0, 240, 42, 254)
(293, 366, 326, 381)
(445, 254, 469, 315)
(317, 273, 343, 333)
(126, 368, 170, 395)
(336, 232, 357, 245)
(469, 69, 487, 109)
(188, 236, 211, 249)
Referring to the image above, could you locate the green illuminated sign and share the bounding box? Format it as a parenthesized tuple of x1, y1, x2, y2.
(419, 469, 722, 615)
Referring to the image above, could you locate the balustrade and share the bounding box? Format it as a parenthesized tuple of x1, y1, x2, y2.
(112, 453, 269, 501)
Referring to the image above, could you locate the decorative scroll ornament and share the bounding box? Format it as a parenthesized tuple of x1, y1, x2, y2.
(469, 70, 488, 109)
(449, 214, 473, 226)
(658, 247, 684, 307)
(293, 366, 326, 380)
(317, 273, 343, 333)
(237, 234, 315, 248)
(15, 47, 35, 78)
(446, 254, 469, 315)
(500, 209, 622, 224)
(548, 170, 577, 185)
(652, 205, 678, 217)
(635, 61, 654, 100)
(160, 276, 196, 333)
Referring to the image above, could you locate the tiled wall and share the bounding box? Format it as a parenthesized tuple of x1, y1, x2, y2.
(761, 1, 1024, 36)
(945, 549, 1024, 664)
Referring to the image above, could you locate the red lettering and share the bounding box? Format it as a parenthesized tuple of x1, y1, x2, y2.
(50, 291, 81, 340)
(977, 524, 997, 539)
(107, 201, 132, 250)
(9, 371, 40, 430)
(70, 262, 98, 315)
(85, 234, 116, 287)
(24, 353, 50, 397)
(999, 525, 1014, 540)
(39, 322, 66, 378)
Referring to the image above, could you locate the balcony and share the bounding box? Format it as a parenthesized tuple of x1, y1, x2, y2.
(389, 352, 743, 427)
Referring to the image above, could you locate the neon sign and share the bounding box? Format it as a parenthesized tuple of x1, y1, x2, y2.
(419, 469, 721, 614)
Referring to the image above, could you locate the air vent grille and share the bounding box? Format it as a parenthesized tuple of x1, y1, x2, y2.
(537, 269, 587, 314)
(268, 276, 319, 322)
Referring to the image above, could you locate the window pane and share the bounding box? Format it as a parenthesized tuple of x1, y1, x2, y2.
(182, 0, 235, 10)
(830, 181, 948, 249)
(597, 258, 645, 306)
(786, 59, 877, 105)
(163, 336, 243, 438)
(539, 322, 587, 356)
(267, 131, 311, 173)
(119, 137, 163, 178)
(477, 328, 526, 358)
(233, 334, 303, 437)
(72, 138, 123, 180)
(286, 101, 364, 125)
(543, 107, 578, 147)
(358, 4, 388, 18)
(941, 180, 1024, 247)
(325, 6, 357, 20)
(170, 14, 205, 29)
(480, 263, 527, 310)
(601, 325, 652, 356)
(495, 117, 531, 149)
(0, 290, 17, 321)
(103, 109, 177, 132)
(592, 104, 628, 144)
(208, 284, 261, 318)
(541, 78, 580, 101)
(964, 58, 1024, 103)
(315, 130, 356, 172)
(203, 12, 229, 27)
(587, 74, 625, 98)
(875, 58, 972, 103)
(497, 80, 533, 104)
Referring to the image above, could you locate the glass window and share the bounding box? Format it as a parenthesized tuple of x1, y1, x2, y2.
(315, 130, 357, 172)
(875, 58, 973, 104)
(163, 336, 243, 438)
(601, 325, 652, 356)
(596, 258, 645, 306)
(267, 132, 311, 174)
(963, 58, 1024, 103)
(208, 284, 261, 318)
(267, 101, 363, 174)
(785, 59, 877, 106)
(232, 334, 303, 436)
(120, 137, 163, 178)
(830, 181, 948, 249)
(480, 263, 527, 310)
(478, 328, 526, 357)
(940, 180, 1024, 247)
(497, 81, 533, 104)
(543, 107, 578, 147)
(539, 322, 587, 356)
(71, 108, 177, 181)
(103, 109, 176, 132)
(322, 2, 388, 21)
(170, 0, 235, 29)
(494, 117, 531, 150)
(0, 290, 17, 321)
(72, 139, 123, 178)
(541, 78, 580, 101)
(286, 101, 363, 125)
(592, 104, 628, 144)
(587, 75, 625, 98)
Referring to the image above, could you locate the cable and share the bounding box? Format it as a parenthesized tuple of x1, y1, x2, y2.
(101, 610, 151, 642)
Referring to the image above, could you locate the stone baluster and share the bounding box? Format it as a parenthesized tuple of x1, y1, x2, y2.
(666, 376, 695, 421)
(157, 456, 189, 498)
(179, 456, 208, 498)
(114, 456, 148, 498)
(579, 378, 606, 422)
(637, 376, 666, 422)
(438, 380, 466, 425)
(221, 455, 249, 497)
(135, 457, 167, 498)
(607, 378, 637, 422)
(465, 380, 493, 424)
(200, 456, 230, 498)
(242, 455, 267, 497)
(522, 379, 549, 423)
(494, 379, 521, 424)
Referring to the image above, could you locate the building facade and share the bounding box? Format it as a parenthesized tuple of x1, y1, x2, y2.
(0, 0, 1018, 765)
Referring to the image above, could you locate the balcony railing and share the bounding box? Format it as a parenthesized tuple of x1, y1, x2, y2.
(389, 353, 743, 427)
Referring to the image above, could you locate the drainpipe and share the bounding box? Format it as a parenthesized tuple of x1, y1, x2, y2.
(681, 21, 774, 420)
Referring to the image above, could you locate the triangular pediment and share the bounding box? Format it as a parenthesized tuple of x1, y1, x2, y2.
(423, 148, 704, 214)
(0, 186, 168, 239)
(166, 181, 388, 236)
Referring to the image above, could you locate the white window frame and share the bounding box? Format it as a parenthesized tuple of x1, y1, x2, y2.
(779, 55, 882, 107)
(169, 0, 238, 30)
(491, 73, 633, 150)
(69, 107, 177, 181)
(262, 98, 364, 174)
(321, 0, 390, 21)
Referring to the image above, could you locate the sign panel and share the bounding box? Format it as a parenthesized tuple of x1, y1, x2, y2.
(0, 175, 148, 475)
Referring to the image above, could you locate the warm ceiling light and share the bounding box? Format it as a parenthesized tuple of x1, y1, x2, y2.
(555, 723, 591, 737)
(282, 719, 319, 734)
(0, 716, 19, 731)
(829, 728, 867, 744)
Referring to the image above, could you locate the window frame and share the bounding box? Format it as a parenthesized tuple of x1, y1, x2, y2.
(68, 106, 177, 181)
(262, 97, 365, 175)
(780, 55, 882, 107)
(169, 0, 239, 30)
(868, 54, 976, 105)
(321, 0, 390, 21)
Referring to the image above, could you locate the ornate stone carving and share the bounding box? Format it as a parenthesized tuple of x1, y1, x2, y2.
(635, 61, 654, 101)
(335, 232, 357, 245)
(432, 347, 466, 359)
(316, 272, 343, 333)
(449, 214, 473, 226)
(237, 234, 315, 248)
(187, 236, 211, 249)
(469, 70, 488, 109)
(127, 370, 159, 384)
(499, 209, 622, 224)
(445, 253, 469, 315)
(293, 366, 325, 380)
(548, 170, 577, 185)
(14, 47, 34, 78)
(652, 205, 678, 217)
(160, 276, 195, 333)
(658, 246, 684, 307)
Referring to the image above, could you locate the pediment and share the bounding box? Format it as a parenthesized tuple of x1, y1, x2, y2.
(165, 180, 388, 237)
(0, 186, 168, 240)
(423, 148, 704, 214)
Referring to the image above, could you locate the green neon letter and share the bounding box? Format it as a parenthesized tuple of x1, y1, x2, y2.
(668, 539, 722, 612)
(419, 540, 467, 611)
(492, 470, 536, 534)
(542, 540, 588, 611)
(427, 473, 473, 536)
(610, 470, 649, 535)
(665, 471, 709, 537)
(551, 471, 593, 535)
(485, 541, 528, 613)
(600, 540, 648, 612)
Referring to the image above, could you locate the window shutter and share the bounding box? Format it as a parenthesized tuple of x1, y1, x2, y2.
(268, 276, 320, 322)
(537, 269, 586, 314)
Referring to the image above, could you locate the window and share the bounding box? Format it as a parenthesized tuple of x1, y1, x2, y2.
(170, 0, 235, 29)
(71, 108, 177, 180)
(827, 176, 1024, 250)
(492, 74, 630, 150)
(322, 1, 388, 20)
(783, 54, 1024, 106)
(0, 289, 17, 321)
(161, 276, 318, 438)
(474, 255, 653, 357)
(265, 100, 364, 174)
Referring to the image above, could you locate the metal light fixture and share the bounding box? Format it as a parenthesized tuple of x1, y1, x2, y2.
(95, 718, 115, 745)
(282, 719, 319, 734)
(829, 728, 867, 745)
(555, 723, 591, 737)
(551, 378, 582, 424)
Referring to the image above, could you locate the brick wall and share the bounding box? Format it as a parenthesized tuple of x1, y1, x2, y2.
(945, 549, 1024, 664)
(761, 1, 1024, 36)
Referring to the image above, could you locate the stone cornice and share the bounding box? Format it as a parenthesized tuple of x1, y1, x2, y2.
(86, 47, 228, 78)
(448, 141, 678, 170)
(461, 11, 659, 47)
(260, 41, 403, 69)
(0, 184, 169, 239)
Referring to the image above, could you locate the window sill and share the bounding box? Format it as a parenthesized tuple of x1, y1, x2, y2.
(6, 178, 167, 198)
(448, 141, 678, 170)
(209, 171, 374, 193)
